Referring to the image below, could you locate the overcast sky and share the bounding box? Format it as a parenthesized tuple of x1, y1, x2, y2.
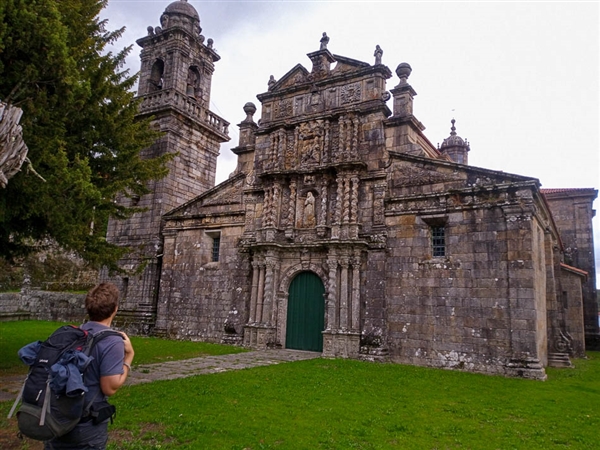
(102, 0, 600, 283)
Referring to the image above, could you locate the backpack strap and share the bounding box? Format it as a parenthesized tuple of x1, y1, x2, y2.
(39, 379, 52, 426)
(80, 328, 124, 418)
(84, 329, 123, 356)
(82, 389, 101, 420)
(6, 374, 27, 419)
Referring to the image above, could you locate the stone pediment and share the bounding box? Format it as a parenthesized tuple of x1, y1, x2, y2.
(388, 153, 538, 195)
(390, 162, 463, 188)
(164, 173, 246, 218)
(269, 64, 310, 92)
(331, 55, 370, 74)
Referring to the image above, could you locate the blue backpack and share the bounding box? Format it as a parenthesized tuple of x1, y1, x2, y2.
(7, 325, 121, 441)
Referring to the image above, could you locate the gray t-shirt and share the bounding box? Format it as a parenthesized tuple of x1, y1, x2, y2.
(80, 321, 125, 403)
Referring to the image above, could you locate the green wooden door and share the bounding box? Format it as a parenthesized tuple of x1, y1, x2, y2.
(286, 272, 325, 352)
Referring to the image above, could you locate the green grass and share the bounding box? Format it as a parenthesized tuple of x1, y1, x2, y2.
(1, 321, 599, 449)
(0, 320, 246, 376)
(105, 354, 599, 449)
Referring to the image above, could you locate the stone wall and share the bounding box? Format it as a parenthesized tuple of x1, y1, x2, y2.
(383, 188, 548, 378)
(542, 189, 598, 348)
(0, 291, 86, 323)
(156, 222, 249, 341)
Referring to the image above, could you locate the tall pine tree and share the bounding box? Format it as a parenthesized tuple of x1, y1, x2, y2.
(0, 0, 170, 271)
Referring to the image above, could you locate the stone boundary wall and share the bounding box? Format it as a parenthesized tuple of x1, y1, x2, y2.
(0, 291, 87, 323)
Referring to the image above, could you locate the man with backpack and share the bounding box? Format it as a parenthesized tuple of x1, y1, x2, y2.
(44, 282, 135, 449)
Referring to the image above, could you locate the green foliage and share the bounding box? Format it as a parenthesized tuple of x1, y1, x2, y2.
(0, 0, 170, 271)
(0, 258, 22, 291)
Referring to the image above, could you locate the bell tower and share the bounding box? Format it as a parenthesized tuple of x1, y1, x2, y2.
(102, 0, 230, 332)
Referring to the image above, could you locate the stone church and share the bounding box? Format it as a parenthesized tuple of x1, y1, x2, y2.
(102, 0, 598, 379)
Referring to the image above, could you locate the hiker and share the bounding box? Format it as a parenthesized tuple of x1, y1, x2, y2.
(45, 282, 134, 450)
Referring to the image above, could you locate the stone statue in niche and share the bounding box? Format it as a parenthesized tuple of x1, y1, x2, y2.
(303, 192, 316, 228)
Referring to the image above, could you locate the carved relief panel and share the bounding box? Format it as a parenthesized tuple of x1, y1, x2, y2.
(297, 120, 324, 167)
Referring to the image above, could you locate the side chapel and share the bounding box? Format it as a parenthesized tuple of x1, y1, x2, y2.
(102, 0, 598, 379)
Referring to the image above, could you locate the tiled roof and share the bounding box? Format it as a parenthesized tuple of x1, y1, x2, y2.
(560, 263, 588, 279)
(541, 188, 596, 194)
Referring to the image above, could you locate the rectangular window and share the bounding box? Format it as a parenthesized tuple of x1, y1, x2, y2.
(211, 236, 221, 262)
(122, 277, 129, 300)
(431, 226, 446, 257)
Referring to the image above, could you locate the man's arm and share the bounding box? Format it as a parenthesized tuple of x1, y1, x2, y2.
(100, 332, 135, 396)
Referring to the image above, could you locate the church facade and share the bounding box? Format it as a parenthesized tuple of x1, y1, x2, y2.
(103, 0, 598, 380)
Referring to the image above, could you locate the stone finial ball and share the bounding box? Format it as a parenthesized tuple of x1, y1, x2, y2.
(396, 62, 412, 80)
(243, 102, 257, 116)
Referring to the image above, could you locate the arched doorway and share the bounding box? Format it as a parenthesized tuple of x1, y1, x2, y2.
(286, 271, 325, 352)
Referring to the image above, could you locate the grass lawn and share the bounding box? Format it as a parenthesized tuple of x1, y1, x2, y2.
(1, 321, 599, 449)
(0, 320, 246, 376)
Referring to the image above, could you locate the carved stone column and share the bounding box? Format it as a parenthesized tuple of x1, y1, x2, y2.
(249, 261, 260, 323)
(351, 116, 360, 159)
(255, 261, 266, 325)
(332, 175, 343, 239)
(349, 175, 360, 238)
(317, 180, 328, 237)
(326, 254, 339, 330)
(285, 181, 296, 239)
(338, 116, 347, 161)
(351, 252, 361, 331)
(339, 256, 350, 330)
(272, 181, 281, 228)
(277, 129, 286, 169)
(262, 255, 280, 325)
(342, 176, 350, 224)
(269, 259, 281, 325)
(350, 176, 359, 223)
(323, 120, 330, 164)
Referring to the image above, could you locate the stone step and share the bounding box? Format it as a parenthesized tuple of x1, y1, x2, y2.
(548, 352, 572, 368)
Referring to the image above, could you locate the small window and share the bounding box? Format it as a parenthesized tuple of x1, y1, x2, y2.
(211, 235, 221, 262)
(122, 277, 129, 300)
(431, 226, 446, 257)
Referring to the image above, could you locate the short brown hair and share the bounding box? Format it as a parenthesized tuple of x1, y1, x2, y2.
(85, 283, 119, 321)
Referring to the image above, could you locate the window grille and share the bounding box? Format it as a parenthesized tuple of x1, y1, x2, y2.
(211, 236, 221, 262)
(431, 226, 446, 257)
